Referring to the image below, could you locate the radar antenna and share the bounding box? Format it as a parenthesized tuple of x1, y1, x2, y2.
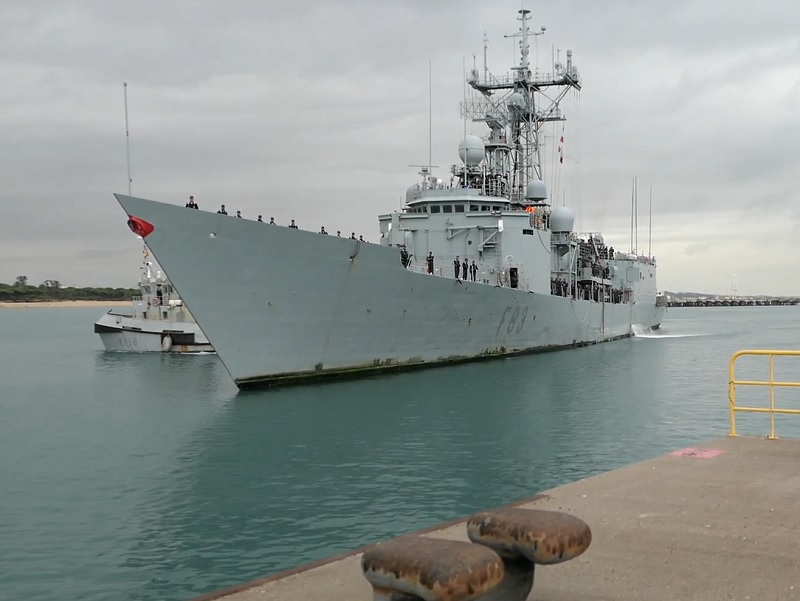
(463, 9, 580, 205)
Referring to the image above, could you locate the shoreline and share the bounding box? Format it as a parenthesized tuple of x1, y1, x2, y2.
(0, 300, 131, 308)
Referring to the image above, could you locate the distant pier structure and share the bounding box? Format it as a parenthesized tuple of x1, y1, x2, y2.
(666, 295, 799, 307)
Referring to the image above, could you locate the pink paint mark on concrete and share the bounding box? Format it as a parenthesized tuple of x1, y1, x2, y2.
(670, 448, 726, 459)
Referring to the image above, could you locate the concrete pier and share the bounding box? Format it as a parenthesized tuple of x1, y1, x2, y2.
(192, 435, 800, 601)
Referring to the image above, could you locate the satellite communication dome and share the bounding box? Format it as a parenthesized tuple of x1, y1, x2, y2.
(524, 178, 548, 201)
(550, 206, 575, 232)
(508, 92, 527, 110)
(458, 135, 485, 166)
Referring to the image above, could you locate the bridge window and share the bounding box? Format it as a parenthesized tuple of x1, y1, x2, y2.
(480, 205, 489, 211)
(454, 204, 464, 213)
(430, 206, 440, 213)
(492, 206, 501, 211)
(470, 205, 478, 211)
(442, 205, 453, 213)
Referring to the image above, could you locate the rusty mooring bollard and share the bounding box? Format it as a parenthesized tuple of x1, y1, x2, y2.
(361, 535, 505, 601)
(466, 508, 592, 601)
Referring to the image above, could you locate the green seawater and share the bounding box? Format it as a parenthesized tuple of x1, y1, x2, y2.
(1, 306, 799, 601)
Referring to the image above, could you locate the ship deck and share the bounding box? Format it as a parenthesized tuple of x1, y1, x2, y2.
(191, 435, 800, 601)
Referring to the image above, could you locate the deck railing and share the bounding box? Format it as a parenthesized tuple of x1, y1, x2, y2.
(728, 350, 800, 439)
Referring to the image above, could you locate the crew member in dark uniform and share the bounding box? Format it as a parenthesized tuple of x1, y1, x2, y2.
(462, 258, 468, 280)
(217, 204, 227, 215)
(454, 256, 460, 279)
(427, 252, 434, 274)
(470, 260, 477, 281)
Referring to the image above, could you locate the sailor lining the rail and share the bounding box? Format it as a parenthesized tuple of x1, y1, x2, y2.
(454, 257, 460, 279)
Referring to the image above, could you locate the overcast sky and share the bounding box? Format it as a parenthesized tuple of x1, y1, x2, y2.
(2, 0, 799, 295)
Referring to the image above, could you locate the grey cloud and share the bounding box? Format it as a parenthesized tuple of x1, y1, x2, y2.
(2, 0, 800, 294)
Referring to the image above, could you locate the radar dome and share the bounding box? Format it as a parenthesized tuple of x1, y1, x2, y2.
(525, 178, 548, 201)
(508, 92, 527, 110)
(458, 135, 485, 166)
(550, 206, 575, 232)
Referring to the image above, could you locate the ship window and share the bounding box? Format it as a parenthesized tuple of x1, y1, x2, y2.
(430, 206, 440, 213)
(454, 204, 464, 213)
(492, 206, 500, 211)
(481, 205, 489, 212)
(442, 205, 453, 213)
(523, 229, 534, 235)
(470, 205, 478, 211)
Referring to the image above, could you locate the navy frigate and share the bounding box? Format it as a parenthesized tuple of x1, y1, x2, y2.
(113, 10, 666, 388)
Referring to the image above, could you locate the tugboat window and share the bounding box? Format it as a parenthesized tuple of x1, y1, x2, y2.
(454, 204, 465, 213)
(430, 206, 440, 213)
(470, 205, 478, 211)
(443, 205, 453, 213)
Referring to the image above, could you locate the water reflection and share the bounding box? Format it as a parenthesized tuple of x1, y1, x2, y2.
(124, 337, 718, 600)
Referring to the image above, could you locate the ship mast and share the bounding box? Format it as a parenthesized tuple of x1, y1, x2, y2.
(463, 9, 581, 205)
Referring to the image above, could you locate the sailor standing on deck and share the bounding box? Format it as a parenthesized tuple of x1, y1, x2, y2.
(454, 257, 460, 279)
(462, 258, 468, 281)
(217, 204, 227, 215)
(470, 260, 477, 281)
(427, 252, 434, 274)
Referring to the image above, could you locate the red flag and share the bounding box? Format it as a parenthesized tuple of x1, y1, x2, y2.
(127, 215, 155, 238)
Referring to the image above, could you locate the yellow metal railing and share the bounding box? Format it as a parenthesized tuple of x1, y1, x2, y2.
(729, 350, 800, 439)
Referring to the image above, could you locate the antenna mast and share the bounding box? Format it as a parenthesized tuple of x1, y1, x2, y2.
(630, 178, 634, 253)
(428, 59, 432, 175)
(123, 82, 132, 195)
(634, 176, 639, 255)
(483, 31, 488, 84)
(648, 186, 652, 258)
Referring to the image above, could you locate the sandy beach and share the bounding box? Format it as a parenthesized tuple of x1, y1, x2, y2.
(0, 300, 131, 308)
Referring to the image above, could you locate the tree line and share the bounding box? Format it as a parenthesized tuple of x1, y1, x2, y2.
(0, 276, 137, 302)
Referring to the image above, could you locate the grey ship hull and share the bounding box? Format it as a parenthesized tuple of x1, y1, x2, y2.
(115, 195, 664, 388)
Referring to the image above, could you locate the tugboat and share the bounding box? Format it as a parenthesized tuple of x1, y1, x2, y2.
(93, 245, 214, 353)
